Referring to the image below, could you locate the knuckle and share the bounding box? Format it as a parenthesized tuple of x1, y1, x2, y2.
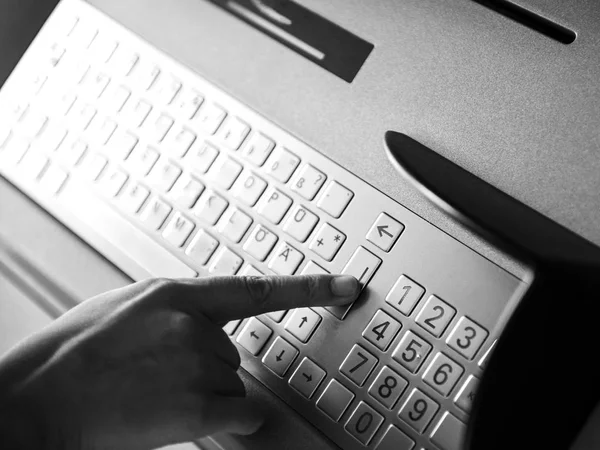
(243, 276, 272, 307)
(167, 312, 196, 338)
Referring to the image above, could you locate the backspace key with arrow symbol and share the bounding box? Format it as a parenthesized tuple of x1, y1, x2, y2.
(366, 212, 405, 252)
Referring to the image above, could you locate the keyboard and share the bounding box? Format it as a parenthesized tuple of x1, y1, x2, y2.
(0, 1, 533, 449)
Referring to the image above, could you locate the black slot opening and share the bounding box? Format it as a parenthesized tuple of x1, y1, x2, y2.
(473, 0, 576, 44)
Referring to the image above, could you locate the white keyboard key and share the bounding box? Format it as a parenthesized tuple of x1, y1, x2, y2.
(386, 275, 425, 316)
(366, 213, 405, 252)
(291, 164, 327, 200)
(131, 60, 160, 90)
(243, 225, 278, 261)
(209, 155, 242, 190)
(262, 337, 298, 377)
(241, 132, 275, 166)
(233, 170, 267, 206)
(265, 147, 300, 183)
(68, 100, 96, 130)
(308, 223, 345, 261)
(362, 310, 402, 352)
(121, 98, 152, 128)
(345, 402, 384, 446)
(430, 412, 466, 450)
(223, 320, 241, 336)
(18, 109, 48, 138)
(56, 138, 87, 167)
(170, 174, 204, 209)
(18, 150, 48, 179)
(193, 102, 227, 135)
(165, 127, 196, 158)
(39, 164, 68, 195)
(0, 128, 10, 150)
(239, 265, 263, 276)
(218, 208, 253, 243)
(454, 375, 479, 413)
(257, 187, 292, 224)
(88, 36, 118, 64)
(375, 425, 415, 450)
(316, 379, 354, 422)
(109, 47, 139, 76)
(172, 87, 203, 120)
(31, 123, 67, 153)
(101, 84, 130, 113)
(146, 158, 181, 192)
(422, 352, 464, 397)
(82, 70, 110, 99)
(70, 23, 98, 49)
(398, 389, 439, 433)
(140, 196, 172, 230)
(119, 182, 150, 214)
(86, 116, 117, 146)
(100, 166, 128, 197)
(126, 146, 159, 177)
(58, 181, 196, 279)
(162, 212, 195, 248)
(317, 181, 354, 218)
(284, 308, 321, 343)
(152, 75, 182, 105)
(209, 247, 243, 275)
(268, 242, 304, 275)
(301, 261, 329, 275)
(283, 205, 319, 243)
(146, 113, 174, 143)
(193, 191, 228, 225)
(185, 141, 219, 174)
(185, 230, 219, 265)
(236, 318, 272, 356)
(0, 135, 29, 165)
(289, 357, 326, 399)
(108, 128, 138, 160)
(219, 117, 250, 150)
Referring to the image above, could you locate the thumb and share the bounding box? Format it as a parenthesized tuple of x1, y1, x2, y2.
(174, 274, 360, 323)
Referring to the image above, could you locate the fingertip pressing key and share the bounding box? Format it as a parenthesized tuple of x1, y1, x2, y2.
(330, 275, 360, 299)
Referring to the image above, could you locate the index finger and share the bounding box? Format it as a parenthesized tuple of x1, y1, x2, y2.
(174, 274, 360, 323)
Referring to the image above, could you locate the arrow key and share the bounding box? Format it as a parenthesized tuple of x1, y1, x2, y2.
(289, 357, 326, 399)
(235, 318, 273, 356)
(284, 307, 322, 343)
(366, 213, 405, 252)
(262, 336, 299, 377)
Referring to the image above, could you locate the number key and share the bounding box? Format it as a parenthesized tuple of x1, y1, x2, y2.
(368, 366, 408, 409)
(386, 274, 425, 316)
(392, 331, 432, 373)
(415, 295, 456, 337)
(340, 345, 378, 386)
(345, 401, 384, 445)
(398, 388, 439, 433)
(291, 164, 326, 200)
(362, 310, 402, 351)
(446, 316, 489, 360)
(422, 352, 464, 397)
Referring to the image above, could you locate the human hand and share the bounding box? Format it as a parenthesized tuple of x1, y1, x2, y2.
(0, 274, 359, 450)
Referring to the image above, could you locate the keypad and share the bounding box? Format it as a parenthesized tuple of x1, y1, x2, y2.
(0, 9, 506, 450)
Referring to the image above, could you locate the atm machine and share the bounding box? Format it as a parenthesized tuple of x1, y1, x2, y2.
(1, 1, 600, 450)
